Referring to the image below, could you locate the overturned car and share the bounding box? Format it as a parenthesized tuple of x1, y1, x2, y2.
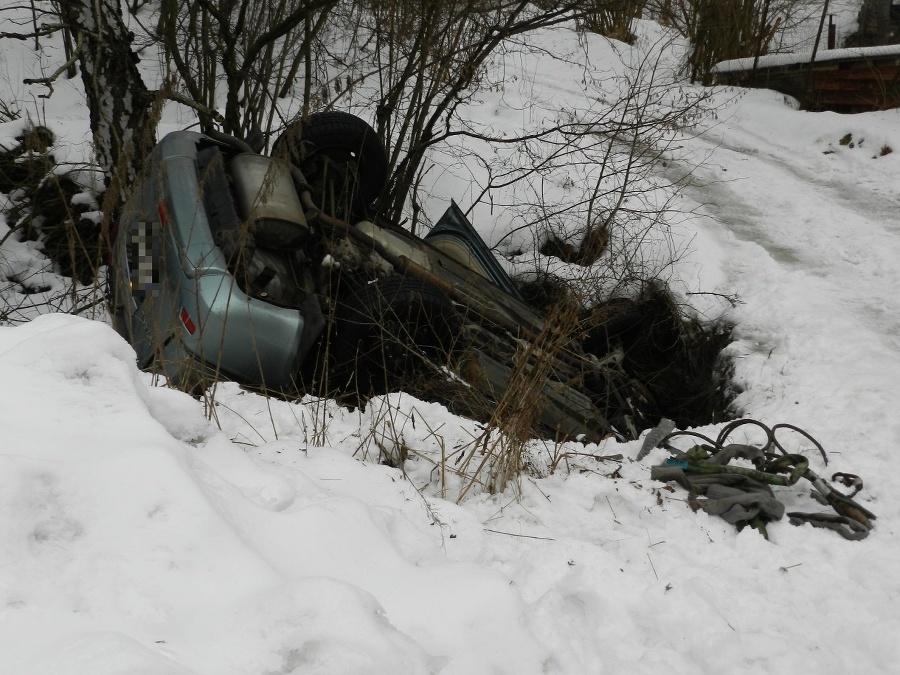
(109, 112, 654, 443)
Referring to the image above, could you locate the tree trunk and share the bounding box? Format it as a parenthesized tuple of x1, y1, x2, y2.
(57, 0, 155, 194)
(856, 0, 893, 46)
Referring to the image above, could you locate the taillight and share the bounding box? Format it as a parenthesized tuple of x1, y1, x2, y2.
(180, 308, 196, 335)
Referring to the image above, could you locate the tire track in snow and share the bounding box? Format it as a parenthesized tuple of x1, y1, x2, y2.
(684, 138, 900, 348)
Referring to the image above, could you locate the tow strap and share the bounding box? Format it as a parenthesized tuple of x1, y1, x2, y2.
(641, 419, 876, 540)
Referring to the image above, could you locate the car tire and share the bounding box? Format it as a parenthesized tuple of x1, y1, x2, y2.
(329, 276, 462, 398)
(273, 111, 388, 216)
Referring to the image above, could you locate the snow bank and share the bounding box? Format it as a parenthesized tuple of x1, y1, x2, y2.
(0, 315, 549, 674)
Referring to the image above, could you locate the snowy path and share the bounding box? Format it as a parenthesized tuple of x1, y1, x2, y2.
(683, 96, 900, 443)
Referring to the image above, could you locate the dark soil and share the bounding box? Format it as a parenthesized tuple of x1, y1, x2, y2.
(520, 277, 737, 430)
(1, 126, 105, 285)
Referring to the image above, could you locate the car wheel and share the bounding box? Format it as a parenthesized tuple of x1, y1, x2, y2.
(329, 276, 462, 398)
(273, 111, 388, 218)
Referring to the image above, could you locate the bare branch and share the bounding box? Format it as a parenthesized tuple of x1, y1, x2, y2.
(22, 30, 84, 97)
(161, 89, 228, 128)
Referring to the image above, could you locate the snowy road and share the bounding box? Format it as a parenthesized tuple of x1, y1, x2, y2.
(684, 95, 900, 437)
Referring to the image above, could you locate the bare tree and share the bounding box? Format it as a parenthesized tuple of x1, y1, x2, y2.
(6, 1, 707, 303)
(321, 1, 616, 227)
(647, 0, 815, 83)
(578, 0, 647, 43)
(852, 0, 895, 46)
(153, 0, 339, 138)
(465, 32, 711, 298)
(54, 0, 155, 190)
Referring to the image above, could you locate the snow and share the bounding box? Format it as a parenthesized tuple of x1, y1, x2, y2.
(2, 7, 900, 675)
(713, 43, 900, 73)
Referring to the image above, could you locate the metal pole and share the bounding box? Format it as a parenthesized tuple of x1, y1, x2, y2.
(752, 0, 773, 78)
(811, 0, 831, 65)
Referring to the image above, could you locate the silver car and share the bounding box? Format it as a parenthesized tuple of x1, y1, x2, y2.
(109, 113, 647, 442)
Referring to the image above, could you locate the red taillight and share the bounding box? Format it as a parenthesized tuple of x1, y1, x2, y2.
(180, 308, 196, 335)
(158, 200, 169, 227)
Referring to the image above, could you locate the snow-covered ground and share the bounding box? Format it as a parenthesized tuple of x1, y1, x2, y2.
(2, 9, 899, 675)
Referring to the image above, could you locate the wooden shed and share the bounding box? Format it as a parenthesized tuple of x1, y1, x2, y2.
(712, 45, 900, 113)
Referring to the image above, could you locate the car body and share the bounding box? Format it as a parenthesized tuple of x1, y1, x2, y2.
(109, 121, 646, 442)
(109, 131, 316, 389)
